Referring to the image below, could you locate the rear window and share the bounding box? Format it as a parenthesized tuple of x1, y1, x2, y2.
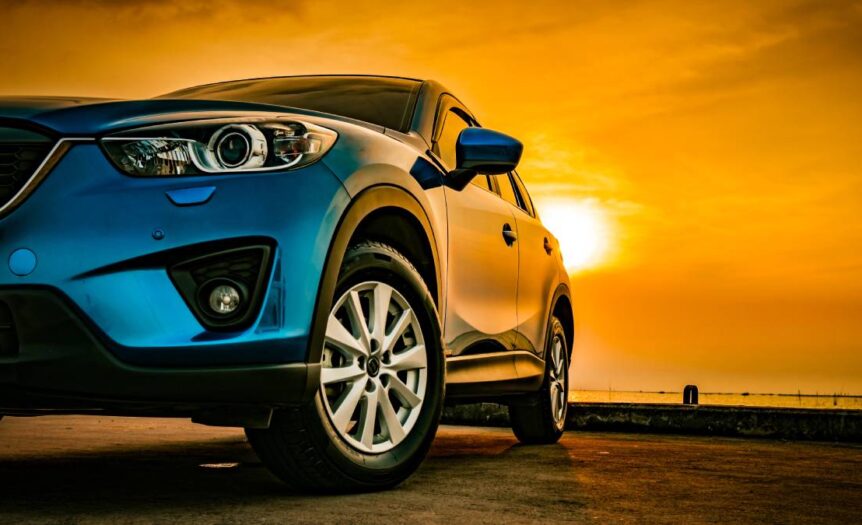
(161, 76, 422, 132)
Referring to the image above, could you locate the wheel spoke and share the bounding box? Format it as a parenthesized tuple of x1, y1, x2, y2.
(382, 308, 412, 353)
(378, 391, 405, 443)
(386, 373, 422, 408)
(553, 340, 565, 378)
(371, 283, 393, 341)
(325, 314, 367, 357)
(551, 380, 566, 422)
(345, 290, 372, 350)
(321, 363, 365, 385)
(359, 387, 380, 448)
(386, 344, 427, 372)
(331, 377, 368, 432)
(550, 383, 559, 416)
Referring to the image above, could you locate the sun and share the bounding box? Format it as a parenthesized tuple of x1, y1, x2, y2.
(536, 199, 611, 273)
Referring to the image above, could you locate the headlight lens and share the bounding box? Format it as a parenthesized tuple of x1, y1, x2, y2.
(102, 118, 337, 176)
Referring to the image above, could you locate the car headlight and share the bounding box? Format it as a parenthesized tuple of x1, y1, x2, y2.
(101, 118, 337, 176)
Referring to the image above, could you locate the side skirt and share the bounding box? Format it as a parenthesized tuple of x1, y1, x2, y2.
(445, 350, 544, 400)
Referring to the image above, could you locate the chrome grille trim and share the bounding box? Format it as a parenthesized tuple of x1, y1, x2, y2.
(0, 138, 94, 219)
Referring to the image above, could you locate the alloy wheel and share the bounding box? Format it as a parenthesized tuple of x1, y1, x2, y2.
(549, 334, 567, 429)
(320, 281, 428, 454)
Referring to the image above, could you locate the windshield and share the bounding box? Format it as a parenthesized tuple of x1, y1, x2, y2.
(161, 76, 422, 132)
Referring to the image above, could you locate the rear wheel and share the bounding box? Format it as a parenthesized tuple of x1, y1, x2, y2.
(246, 241, 444, 492)
(509, 316, 569, 444)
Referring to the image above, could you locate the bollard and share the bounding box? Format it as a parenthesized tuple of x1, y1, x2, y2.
(683, 385, 699, 405)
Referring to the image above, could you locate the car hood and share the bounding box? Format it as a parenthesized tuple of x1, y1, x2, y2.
(0, 96, 384, 136)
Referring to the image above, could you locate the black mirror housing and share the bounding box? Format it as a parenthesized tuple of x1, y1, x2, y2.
(455, 128, 523, 175)
(445, 168, 478, 191)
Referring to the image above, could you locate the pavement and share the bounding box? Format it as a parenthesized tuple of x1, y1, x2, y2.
(0, 416, 860, 524)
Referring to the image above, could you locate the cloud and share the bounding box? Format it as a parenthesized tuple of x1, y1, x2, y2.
(2, 0, 308, 22)
(620, 0, 862, 106)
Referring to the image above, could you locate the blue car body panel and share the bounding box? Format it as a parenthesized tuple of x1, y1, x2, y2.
(0, 95, 436, 371)
(0, 136, 351, 367)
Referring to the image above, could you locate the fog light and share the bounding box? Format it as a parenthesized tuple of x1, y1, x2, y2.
(208, 284, 241, 315)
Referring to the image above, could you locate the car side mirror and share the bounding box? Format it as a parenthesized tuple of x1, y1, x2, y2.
(446, 128, 523, 191)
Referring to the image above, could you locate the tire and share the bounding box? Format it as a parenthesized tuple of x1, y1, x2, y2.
(246, 241, 444, 492)
(509, 316, 569, 444)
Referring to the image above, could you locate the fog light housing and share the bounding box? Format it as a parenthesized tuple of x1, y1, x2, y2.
(208, 283, 241, 315)
(169, 243, 272, 331)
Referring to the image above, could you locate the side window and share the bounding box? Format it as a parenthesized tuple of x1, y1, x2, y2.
(510, 171, 536, 216)
(471, 174, 493, 191)
(434, 109, 471, 170)
(496, 173, 521, 208)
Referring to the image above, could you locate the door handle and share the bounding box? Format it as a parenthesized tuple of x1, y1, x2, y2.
(502, 223, 517, 246)
(543, 237, 553, 255)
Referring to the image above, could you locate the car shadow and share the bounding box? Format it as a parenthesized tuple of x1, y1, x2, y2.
(0, 425, 585, 522)
(0, 436, 281, 515)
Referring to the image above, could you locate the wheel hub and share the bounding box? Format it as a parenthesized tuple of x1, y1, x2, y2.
(366, 356, 381, 377)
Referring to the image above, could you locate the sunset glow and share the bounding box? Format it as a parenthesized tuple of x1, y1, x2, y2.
(2, 0, 861, 394)
(536, 199, 611, 273)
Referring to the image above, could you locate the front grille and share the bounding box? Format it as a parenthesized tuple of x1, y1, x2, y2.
(0, 301, 19, 357)
(0, 141, 53, 209)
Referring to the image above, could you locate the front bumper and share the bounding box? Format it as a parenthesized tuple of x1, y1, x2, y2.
(0, 141, 350, 366)
(0, 288, 320, 411)
(0, 139, 350, 409)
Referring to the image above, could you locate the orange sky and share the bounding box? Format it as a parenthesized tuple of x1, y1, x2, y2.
(3, 0, 861, 393)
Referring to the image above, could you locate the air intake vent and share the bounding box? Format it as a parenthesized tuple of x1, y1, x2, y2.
(0, 127, 54, 212)
(187, 250, 265, 290)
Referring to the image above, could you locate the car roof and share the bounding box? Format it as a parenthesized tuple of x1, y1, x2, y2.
(163, 74, 426, 95)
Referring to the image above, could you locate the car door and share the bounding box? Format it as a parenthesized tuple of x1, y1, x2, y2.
(434, 103, 519, 356)
(504, 171, 560, 356)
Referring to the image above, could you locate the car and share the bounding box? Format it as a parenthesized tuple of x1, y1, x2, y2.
(0, 75, 573, 491)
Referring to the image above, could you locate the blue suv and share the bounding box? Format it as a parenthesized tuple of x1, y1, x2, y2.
(0, 75, 573, 491)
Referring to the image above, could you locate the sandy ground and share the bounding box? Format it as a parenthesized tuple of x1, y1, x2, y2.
(0, 416, 859, 524)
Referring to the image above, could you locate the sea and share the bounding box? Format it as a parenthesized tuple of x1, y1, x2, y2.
(569, 390, 862, 410)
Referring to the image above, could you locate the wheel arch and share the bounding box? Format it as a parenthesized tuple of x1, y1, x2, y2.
(307, 184, 442, 365)
(550, 284, 574, 360)
(347, 206, 438, 306)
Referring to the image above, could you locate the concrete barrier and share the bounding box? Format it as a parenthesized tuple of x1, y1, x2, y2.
(441, 402, 862, 442)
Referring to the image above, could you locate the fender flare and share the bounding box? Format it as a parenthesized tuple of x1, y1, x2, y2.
(306, 184, 442, 365)
(548, 282, 574, 360)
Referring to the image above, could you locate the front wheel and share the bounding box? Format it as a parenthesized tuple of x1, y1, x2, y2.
(509, 316, 569, 444)
(246, 241, 444, 492)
